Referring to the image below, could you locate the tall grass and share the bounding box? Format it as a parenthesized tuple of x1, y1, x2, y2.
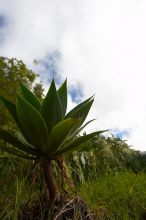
(1, 155, 146, 219)
(79, 171, 146, 220)
(0, 157, 43, 219)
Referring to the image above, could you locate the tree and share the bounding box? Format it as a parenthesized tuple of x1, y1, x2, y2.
(0, 56, 44, 129)
(0, 79, 105, 202)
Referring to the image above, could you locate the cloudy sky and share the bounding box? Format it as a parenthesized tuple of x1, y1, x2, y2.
(1, 0, 146, 151)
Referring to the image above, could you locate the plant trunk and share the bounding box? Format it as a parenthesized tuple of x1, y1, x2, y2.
(57, 157, 74, 190)
(42, 160, 57, 203)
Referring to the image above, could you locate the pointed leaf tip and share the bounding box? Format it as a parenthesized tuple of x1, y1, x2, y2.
(65, 97, 94, 127)
(20, 83, 41, 110)
(41, 80, 63, 134)
(57, 79, 67, 116)
(58, 130, 107, 154)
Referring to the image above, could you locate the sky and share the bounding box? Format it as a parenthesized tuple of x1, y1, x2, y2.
(0, 0, 146, 151)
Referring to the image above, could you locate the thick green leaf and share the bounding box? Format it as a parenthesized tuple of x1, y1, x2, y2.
(15, 131, 42, 155)
(16, 95, 49, 153)
(65, 98, 94, 128)
(65, 96, 93, 118)
(48, 118, 80, 155)
(57, 79, 67, 116)
(41, 80, 63, 134)
(0, 145, 36, 160)
(0, 128, 40, 156)
(0, 95, 20, 126)
(67, 119, 96, 142)
(20, 83, 41, 110)
(57, 130, 107, 154)
(55, 118, 89, 150)
(52, 119, 95, 153)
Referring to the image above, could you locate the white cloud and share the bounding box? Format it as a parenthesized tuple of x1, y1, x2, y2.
(1, 0, 146, 150)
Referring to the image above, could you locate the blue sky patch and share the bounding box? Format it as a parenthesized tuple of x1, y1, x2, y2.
(33, 51, 84, 104)
(0, 15, 6, 27)
(0, 15, 7, 44)
(34, 50, 62, 85)
(69, 84, 84, 103)
(111, 129, 131, 139)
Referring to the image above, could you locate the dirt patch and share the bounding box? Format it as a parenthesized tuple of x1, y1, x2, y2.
(18, 193, 96, 220)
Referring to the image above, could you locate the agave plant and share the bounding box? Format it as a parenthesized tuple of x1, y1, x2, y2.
(0, 79, 106, 201)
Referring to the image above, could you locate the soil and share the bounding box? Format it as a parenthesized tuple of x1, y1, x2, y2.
(18, 193, 97, 220)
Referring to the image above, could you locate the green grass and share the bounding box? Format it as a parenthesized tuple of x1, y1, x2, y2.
(1, 157, 146, 219)
(0, 158, 43, 219)
(78, 171, 146, 220)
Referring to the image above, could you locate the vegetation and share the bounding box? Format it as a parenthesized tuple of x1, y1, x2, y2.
(67, 136, 146, 184)
(0, 56, 146, 219)
(0, 57, 44, 130)
(0, 60, 105, 216)
(79, 172, 146, 220)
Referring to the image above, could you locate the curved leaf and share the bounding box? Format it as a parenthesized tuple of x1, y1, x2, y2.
(65, 97, 94, 127)
(57, 79, 67, 116)
(41, 80, 63, 134)
(52, 120, 96, 154)
(20, 83, 41, 110)
(66, 119, 96, 144)
(48, 118, 80, 155)
(65, 96, 93, 118)
(0, 95, 20, 126)
(58, 130, 107, 154)
(15, 131, 42, 155)
(0, 128, 40, 156)
(16, 95, 49, 153)
(0, 145, 36, 160)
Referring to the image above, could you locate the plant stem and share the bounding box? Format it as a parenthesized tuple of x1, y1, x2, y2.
(57, 157, 74, 191)
(42, 160, 57, 202)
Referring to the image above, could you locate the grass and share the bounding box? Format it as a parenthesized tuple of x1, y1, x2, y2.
(1, 156, 146, 219)
(0, 158, 43, 219)
(78, 171, 146, 220)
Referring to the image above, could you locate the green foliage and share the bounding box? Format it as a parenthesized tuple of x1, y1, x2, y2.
(0, 128, 39, 157)
(79, 172, 146, 220)
(1, 57, 145, 218)
(65, 96, 94, 127)
(57, 79, 67, 116)
(0, 57, 44, 129)
(33, 83, 44, 101)
(0, 95, 20, 127)
(41, 80, 63, 135)
(20, 83, 41, 110)
(0, 157, 43, 219)
(1, 162, 146, 219)
(48, 118, 80, 155)
(0, 57, 35, 96)
(16, 95, 49, 153)
(0, 79, 105, 162)
(67, 136, 144, 183)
